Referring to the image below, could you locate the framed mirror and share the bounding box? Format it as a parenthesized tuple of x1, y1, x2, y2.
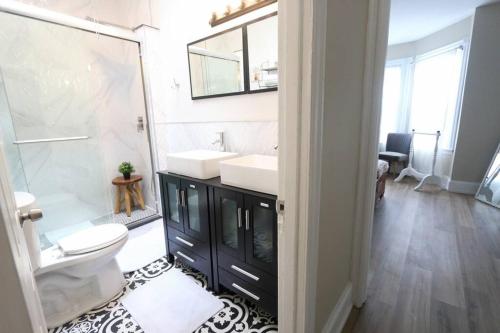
(247, 14, 278, 92)
(187, 12, 278, 100)
(188, 27, 245, 99)
(475, 142, 500, 208)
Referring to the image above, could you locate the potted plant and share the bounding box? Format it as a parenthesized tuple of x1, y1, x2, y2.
(118, 162, 135, 180)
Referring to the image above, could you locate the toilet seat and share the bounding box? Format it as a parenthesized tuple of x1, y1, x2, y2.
(57, 224, 128, 255)
(36, 224, 129, 277)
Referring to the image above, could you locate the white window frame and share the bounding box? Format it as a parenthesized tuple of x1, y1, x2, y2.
(413, 40, 468, 151)
(383, 40, 469, 152)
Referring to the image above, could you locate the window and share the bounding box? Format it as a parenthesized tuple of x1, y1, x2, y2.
(379, 44, 465, 150)
(379, 64, 403, 147)
(409, 47, 464, 149)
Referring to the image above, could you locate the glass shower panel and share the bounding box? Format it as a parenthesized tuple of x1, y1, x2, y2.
(0, 12, 157, 245)
(89, 32, 157, 223)
(0, 12, 111, 243)
(0, 68, 28, 192)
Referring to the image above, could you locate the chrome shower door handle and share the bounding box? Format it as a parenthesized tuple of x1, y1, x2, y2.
(237, 208, 242, 228)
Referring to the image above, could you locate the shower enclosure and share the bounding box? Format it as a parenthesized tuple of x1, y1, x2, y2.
(0, 10, 158, 248)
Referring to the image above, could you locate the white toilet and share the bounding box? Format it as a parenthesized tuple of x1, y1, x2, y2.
(32, 220, 128, 328)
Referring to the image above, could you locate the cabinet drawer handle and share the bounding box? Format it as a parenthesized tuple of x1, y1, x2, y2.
(237, 208, 242, 228)
(189, 184, 196, 189)
(260, 202, 269, 208)
(232, 283, 260, 301)
(245, 209, 250, 231)
(180, 190, 186, 207)
(231, 265, 260, 281)
(176, 251, 194, 263)
(175, 236, 194, 247)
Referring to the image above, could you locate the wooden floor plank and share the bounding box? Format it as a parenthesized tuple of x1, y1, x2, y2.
(430, 299, 469, 333)
(349, 178, 500, 333)
(430, 228, 466, 308)
(389, 264, 432, 333)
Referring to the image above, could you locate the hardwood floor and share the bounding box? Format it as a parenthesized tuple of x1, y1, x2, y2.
(348, 177, 500, 333)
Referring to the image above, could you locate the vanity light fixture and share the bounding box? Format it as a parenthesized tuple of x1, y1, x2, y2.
(209, 0, 277, 27)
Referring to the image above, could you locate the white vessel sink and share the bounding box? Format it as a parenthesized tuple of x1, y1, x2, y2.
(220, 155, 278, 195)
(166, 150, 238, 179)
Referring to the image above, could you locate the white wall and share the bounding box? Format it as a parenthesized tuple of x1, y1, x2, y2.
(314, 0, 370, 329)
(452, 3, 500, 184)
(387, 16, 473, 60)
(157, 0, 278, 124)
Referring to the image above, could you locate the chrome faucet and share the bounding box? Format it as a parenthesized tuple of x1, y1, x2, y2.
(212, 131, 225, 152)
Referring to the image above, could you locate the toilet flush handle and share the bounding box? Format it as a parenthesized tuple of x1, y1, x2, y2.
(19, 208, 43, 227)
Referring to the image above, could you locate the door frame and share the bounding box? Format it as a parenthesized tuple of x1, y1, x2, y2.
(349, 0, 391, 307)
(278, 0, 390, 331)
(277, 0, 327, 331)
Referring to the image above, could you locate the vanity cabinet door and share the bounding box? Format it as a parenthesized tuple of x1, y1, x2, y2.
(163, 175, 184, 232)
(180, 180, 209, 242)
(244, 195, 277, 275)
(214, 188, 245, 262)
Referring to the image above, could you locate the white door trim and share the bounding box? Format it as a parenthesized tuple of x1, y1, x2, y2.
(350, 0, 391, 307)
(277, 0, 301, 330)
(277, 0, 327, 331)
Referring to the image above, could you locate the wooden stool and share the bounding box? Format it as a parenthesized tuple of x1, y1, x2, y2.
(112, 175, 145, 217)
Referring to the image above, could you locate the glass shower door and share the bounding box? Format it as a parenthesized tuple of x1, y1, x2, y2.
(0, 13, 112, 245)
(0, 68, 28, 193)
(0, 11, 157, 247)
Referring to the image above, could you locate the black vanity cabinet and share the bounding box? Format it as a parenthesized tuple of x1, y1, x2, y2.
(158, 172, 277, 315)
(213, 188, 277, 315)
(160, 174, 213, 288)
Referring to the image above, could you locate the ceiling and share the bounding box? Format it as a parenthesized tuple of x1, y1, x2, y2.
(388, 0, 499, 45)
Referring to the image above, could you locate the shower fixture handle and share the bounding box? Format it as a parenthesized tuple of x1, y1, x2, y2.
(19, 208, 43, 227)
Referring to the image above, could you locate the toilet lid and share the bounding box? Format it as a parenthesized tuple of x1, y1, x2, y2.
(57, 224, 128, 255)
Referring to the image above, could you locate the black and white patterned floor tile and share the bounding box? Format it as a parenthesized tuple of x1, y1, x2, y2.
(49, 257, 277, 333)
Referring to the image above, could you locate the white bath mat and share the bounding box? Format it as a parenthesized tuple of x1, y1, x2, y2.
(116, 219, 166, 273)
(122, 268, 224, 333)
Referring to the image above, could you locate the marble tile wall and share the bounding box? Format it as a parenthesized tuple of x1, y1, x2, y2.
(154, 121, 278, 170)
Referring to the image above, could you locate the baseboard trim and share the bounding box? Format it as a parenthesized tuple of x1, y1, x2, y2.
(447, 180, 480, 195)
(440, 176, 451, 190)
(321, 283, 353, 333)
